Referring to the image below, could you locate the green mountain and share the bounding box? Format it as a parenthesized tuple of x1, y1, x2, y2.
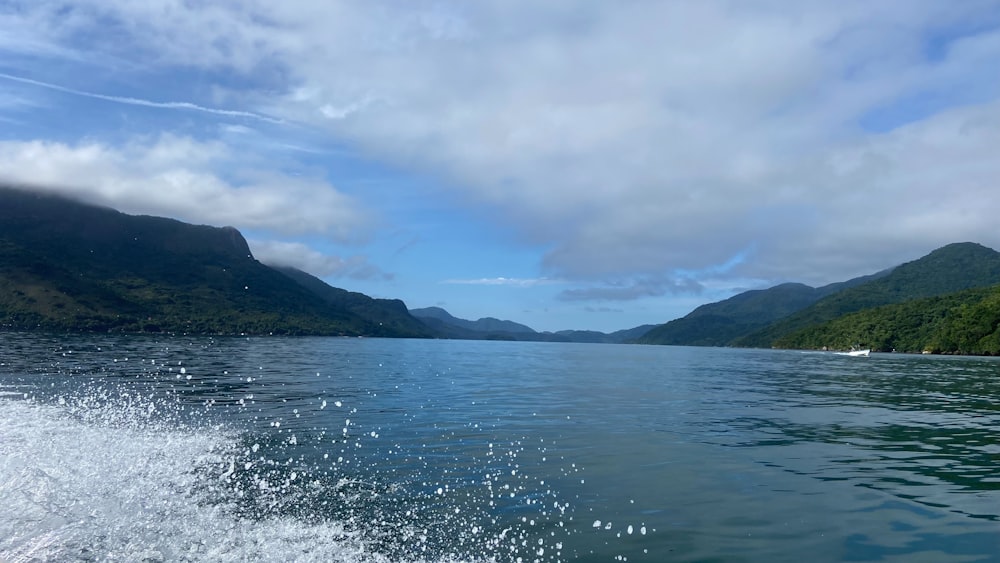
(638, 273, 883, 346)
(736, 242, 1000, 347)
(0, 185, 426, 337)
(775, 284, 1000, 355)
(274, 267, 430, 337)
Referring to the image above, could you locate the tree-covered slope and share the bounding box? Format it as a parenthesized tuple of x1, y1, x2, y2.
(638, 270, 884, 347)
(775, 284, 1000, 355)
(638, 283, 822, 346)
(0, 185, 419, 336)
(736, 243, 1000, 348)
(275, 266, 430, 338)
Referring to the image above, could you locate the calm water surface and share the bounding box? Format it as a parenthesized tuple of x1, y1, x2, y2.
(1, 333, 998, 562)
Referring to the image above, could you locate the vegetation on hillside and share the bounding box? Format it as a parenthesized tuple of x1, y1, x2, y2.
(733, 243, 1000, 348)
(0, 186, 425, 337)
(775, 285, 1000, 355)
(638, 283, 824, 346)
(638, 272, 884, 346)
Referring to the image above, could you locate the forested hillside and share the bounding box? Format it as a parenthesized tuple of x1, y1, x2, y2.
(734, 243, 1000, 348)
(775, 285, 1000, 355)
(0, 186, 427, 337)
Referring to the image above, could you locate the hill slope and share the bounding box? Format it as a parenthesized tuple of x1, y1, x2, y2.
(638, 272, 884, 346)
(775, 284, 1000, 354)
(274, 267, 431, 338)
(736, 242, 1000, 347)
(0, 185, 424, 336)
(410, 306, 536, 335)
(639, 283, 822, 346)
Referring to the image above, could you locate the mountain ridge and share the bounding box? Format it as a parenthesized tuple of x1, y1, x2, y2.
(734, 242, 1000, 347)
(639, 241, 1000, 351)
(409, 306, 655, 343)
(0, 185, 427, 337)
(637, 272, 886, 346)
(410, 306, 537, 335)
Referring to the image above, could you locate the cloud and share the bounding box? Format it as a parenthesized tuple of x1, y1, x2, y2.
(558, 276, 704, 302)
(0, 135, 372, 241)
(6, 1, 1000, 289)
(442, 277, 561, 287)
(584, 307, 624, 314)
(0, 72, 283, 124)
(249, 240, 392, 280)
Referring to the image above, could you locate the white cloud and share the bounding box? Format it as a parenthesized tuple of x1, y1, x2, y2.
(5, 0, 1000, 290)
(0, 135, 371, 241)
(248, 240, 391, 280)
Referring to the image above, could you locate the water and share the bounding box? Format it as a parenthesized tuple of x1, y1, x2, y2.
(1, 333, 999, 562)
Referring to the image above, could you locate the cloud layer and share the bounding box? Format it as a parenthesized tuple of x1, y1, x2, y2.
(0, 135, 370, 241)
(4, 0, 1000, 295)
(249, 240, 391, 280)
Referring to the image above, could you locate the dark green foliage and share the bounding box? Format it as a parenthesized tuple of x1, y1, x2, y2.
(776, 285, 1000, 355)
(0, 185, 424, 337)
(735, 243, 1000, 348)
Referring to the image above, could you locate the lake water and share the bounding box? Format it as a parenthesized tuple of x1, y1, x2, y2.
(1, 333, 999, 562)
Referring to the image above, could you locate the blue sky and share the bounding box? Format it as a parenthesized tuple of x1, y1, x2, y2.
(2, 1, 1000, 332)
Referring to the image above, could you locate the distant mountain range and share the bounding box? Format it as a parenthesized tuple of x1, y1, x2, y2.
(0, 185, 652, 343)
(5, 184, 1000, 353)
(409, 306, 656, 344)
(410, 306, 536, 336)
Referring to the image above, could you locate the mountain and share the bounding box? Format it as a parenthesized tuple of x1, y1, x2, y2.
(273, 267, 430, 337)
(607, 324, 658, 342)
(410, 306, 536, 335)
(775, 284, 1000, 355)
(735, 242, 1000, 347)
(638, 273, 884, 346)
(409, 306, 653, 343)
(0, 185, 426, 337)
(555, 325, 658, 344)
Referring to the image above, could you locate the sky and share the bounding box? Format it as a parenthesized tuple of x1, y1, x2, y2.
(2, 1, 1000, 333)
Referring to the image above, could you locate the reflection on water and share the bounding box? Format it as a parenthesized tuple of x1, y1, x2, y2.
(1, 333, 999, 562)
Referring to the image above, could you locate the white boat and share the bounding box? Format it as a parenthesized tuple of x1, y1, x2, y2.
(836, 348, 870, 357)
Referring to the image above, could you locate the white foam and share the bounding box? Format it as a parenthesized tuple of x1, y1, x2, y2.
(0, 396, 472, 563)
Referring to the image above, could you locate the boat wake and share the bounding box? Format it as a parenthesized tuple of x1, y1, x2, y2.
(0, 389, 531, 563)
